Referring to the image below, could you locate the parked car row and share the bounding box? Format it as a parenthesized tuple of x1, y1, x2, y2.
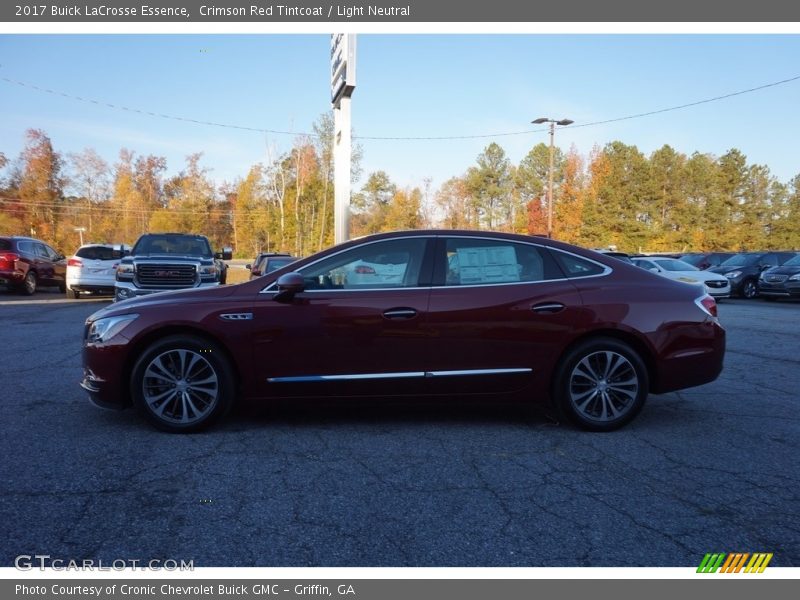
(1, 233, 235, 299)
(605, 249, 800, 300)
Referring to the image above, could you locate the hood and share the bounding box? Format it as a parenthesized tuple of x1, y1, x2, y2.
(762, 265, 800, 276)
(88, 283, 240, 322)
(125, 254, 213, 261)
(708, 264, 754, 275)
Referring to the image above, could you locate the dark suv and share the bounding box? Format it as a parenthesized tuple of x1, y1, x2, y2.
(708, 251, 797, 298)
(0, 236, 66, 295)
(679, 252, 734, 270)
(246, 253, 297, 279)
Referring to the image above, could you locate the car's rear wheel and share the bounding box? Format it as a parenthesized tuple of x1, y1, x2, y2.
(554, 338, 649, 432)
(21, 271, 37, 295)
(69, 288, 80, 299)
(131, 335, 234, 433)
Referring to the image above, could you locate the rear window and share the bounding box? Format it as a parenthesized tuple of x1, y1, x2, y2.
(76, 246, 118, 260)
(264, 257, 295, 273)
(0, 239, 12, 252)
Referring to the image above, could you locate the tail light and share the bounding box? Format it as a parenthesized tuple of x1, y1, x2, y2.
(0, 252, 20, 269)
(68, 258, 83, 268)
(354, 265, 376, 274)
(695, 294, 718, 318)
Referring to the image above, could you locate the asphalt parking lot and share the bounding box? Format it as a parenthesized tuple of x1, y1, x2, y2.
(0, 291, 798, 567)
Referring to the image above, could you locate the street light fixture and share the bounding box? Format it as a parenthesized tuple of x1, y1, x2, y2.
(531, 117, 574, 238)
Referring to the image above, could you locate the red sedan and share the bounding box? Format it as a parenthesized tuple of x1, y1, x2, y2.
(81, 230, 725, 432)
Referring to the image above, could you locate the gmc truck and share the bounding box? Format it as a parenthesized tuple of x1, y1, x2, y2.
(114, 233, 232, 302)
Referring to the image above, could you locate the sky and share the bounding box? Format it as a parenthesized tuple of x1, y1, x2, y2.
(1, 34, 800, 195)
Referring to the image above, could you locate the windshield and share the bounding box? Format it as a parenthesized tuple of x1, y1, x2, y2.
(679, 254, 703, 266)
(720, 253, 757, 267)
(782, 254, 800, 267)
(654, 259, 698, 272)
(132, 235, 212, 257)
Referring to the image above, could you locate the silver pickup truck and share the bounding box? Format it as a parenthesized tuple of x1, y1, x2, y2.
(114, 233, 232, 302)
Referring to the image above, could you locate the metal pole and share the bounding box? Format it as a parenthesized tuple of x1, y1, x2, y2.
(547, 122, 555, 239)
(333, 96, 352, 245)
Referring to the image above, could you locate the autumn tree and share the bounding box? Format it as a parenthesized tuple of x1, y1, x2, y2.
(17, 129, 65, 242)
(352, 171, 396, 236)
(465, 143, 513, 229)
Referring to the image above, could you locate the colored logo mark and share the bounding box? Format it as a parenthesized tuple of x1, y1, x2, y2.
(697, 553, 773, 573)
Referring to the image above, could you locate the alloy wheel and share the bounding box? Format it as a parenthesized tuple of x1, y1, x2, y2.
(142, 349, 219, 425)
(568, 350, 639, 423)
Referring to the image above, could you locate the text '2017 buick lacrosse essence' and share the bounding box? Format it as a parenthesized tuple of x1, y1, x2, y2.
(81, 231, 725, 433)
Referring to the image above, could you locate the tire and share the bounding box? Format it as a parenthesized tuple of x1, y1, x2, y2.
(130, 335, 234, 433)
(70, 288, 80, 299)
(58, 282, 66, 293)
(553, 337, 649, 432)
(741, 279, 758, 299)
(21, 271, 37, 295)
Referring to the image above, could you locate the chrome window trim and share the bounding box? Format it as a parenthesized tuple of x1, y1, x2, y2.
(259, 233, 612, 294)
(267, 367, 532, 384)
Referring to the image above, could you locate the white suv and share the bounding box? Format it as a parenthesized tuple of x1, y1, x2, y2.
(66, 244, 129, 299)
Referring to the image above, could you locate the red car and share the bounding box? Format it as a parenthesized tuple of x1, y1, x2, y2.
(81, 230, 725, 433)
(0, 235, 67, 295)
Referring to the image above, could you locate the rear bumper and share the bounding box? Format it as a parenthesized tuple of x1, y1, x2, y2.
(651, 321, 726, 394)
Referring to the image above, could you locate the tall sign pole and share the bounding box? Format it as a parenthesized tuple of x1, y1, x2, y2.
(331, 34, 356, 245)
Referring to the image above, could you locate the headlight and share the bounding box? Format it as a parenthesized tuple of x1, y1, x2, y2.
(199, 265, 218, 277)
(724, 271, 741, 279)
(116, 263, 134, 279)
(86, 314, 138, 344)
(790, 274, 800, 281)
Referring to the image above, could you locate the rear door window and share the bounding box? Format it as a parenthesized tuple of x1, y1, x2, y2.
(439, 237, 561, 286)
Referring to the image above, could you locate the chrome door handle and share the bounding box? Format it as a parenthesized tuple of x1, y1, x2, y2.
(531, 302, 565, 314)
(383, 308, 418, 320)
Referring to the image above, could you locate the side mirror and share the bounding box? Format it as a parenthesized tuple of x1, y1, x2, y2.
(222, 247, 233, 260)
(245, 264, 252, 270)
(274, 272, 305, 302)
(760, 264, 771, 271)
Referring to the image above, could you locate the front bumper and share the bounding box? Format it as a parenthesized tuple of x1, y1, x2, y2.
(81, 367, 127, 409)
(758, 280, 800, 298)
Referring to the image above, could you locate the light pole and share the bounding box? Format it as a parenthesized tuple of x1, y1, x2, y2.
(74, 227, 86, 246)
(532, 117, 573, 238)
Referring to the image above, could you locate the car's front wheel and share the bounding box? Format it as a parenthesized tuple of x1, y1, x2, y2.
(741, 279, 758, 299)
(131, 335, 234, 433)
(554, 338, 649, 432)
